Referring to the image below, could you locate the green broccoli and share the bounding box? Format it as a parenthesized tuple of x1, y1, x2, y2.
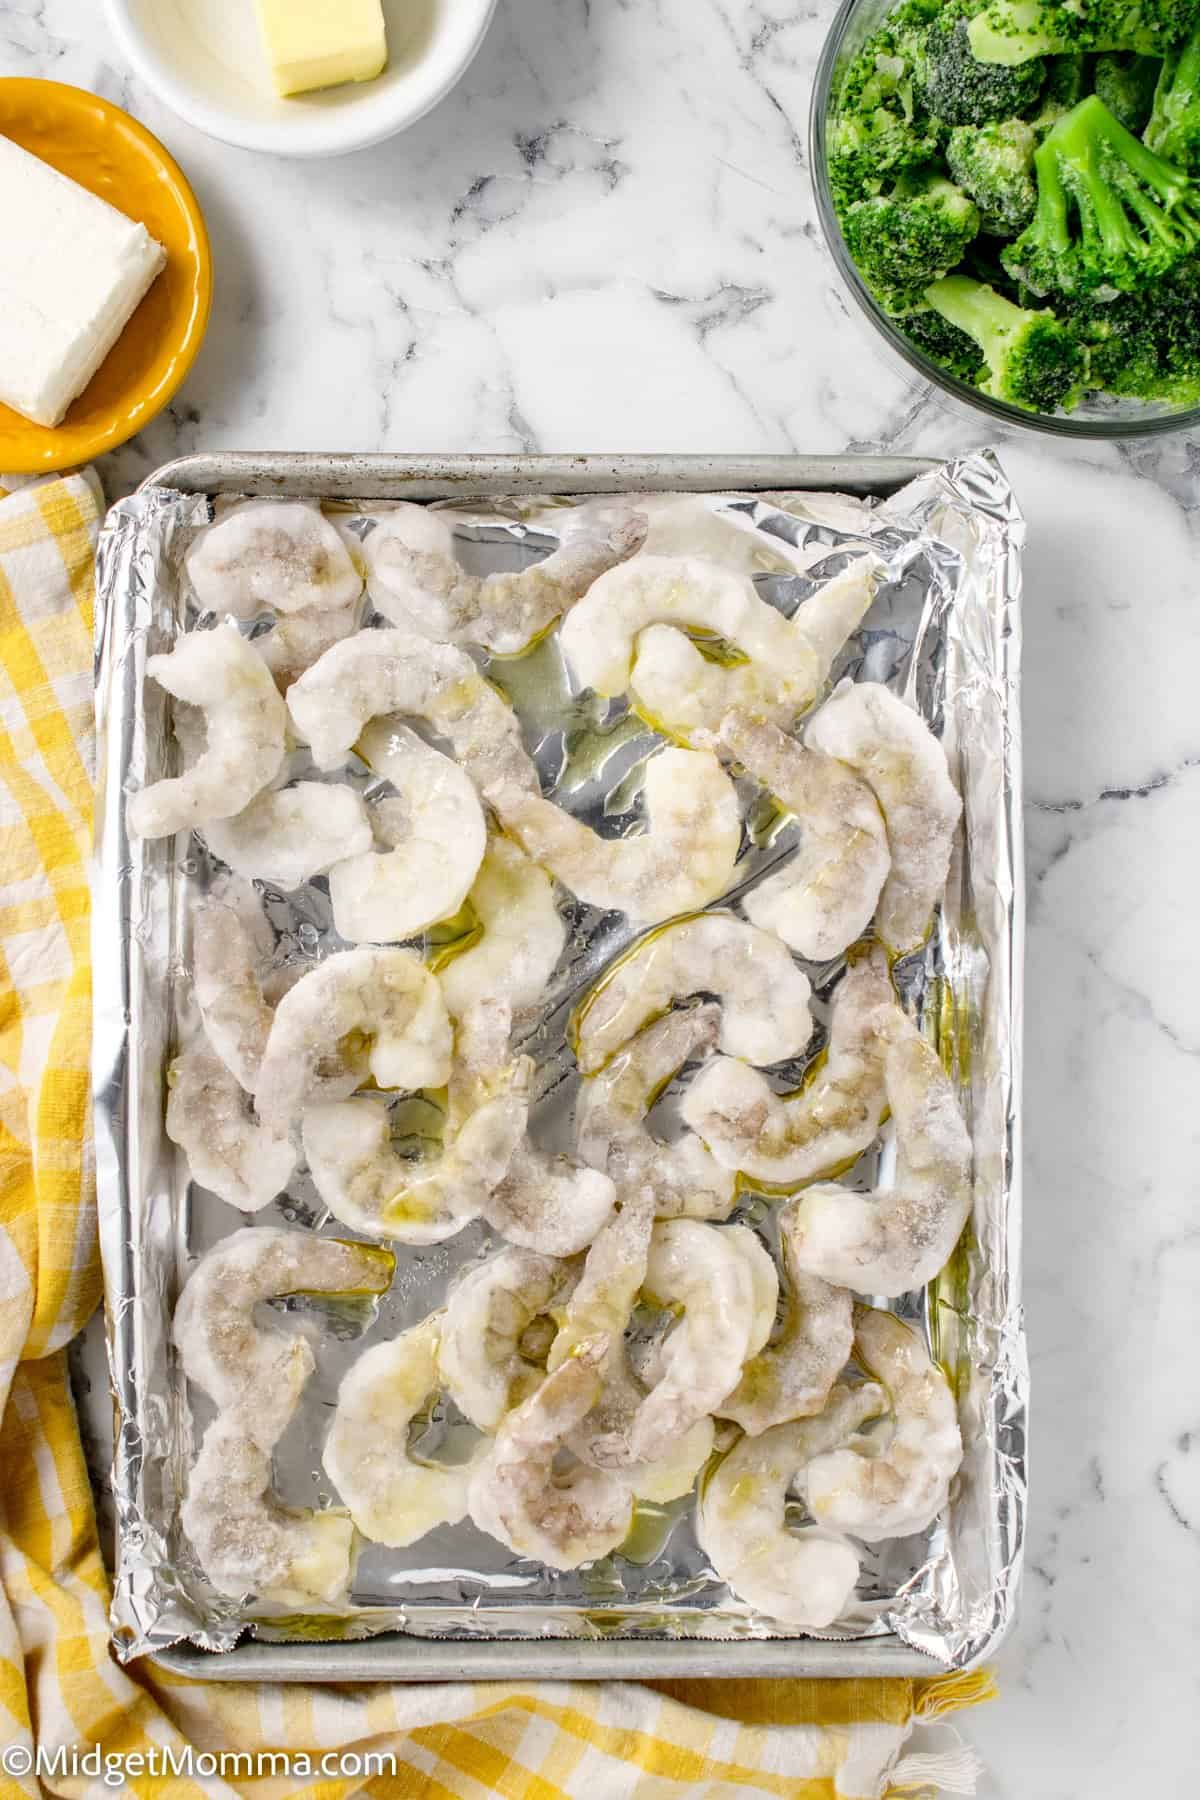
(900, 305, 990, 381)
(1028, 53, 1089, 133)
(924, 271, 1090, 406)
(841, 173, 982, 312)
(827, 0, 946, 205)
(918, 11, 1046, 123)
(1145, 20, 1200, 166)
(967, 0, 1196, 67)
(947, 118, 1038, 230)
(1001, 93, 1200, 294)
(1063, 256, 1200, 397)
(1093, 52, 1163, 130)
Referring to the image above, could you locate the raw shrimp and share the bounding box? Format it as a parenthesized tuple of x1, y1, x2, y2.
(719, 715, 890, 962)
(718, 1201, 853, 1434)
(182, 1414, 356, 1607)
(203, 783, 373, 891)
(558, 553, 879, 742)
(365, 501, 647, 654)
(166, 1046, 296, 1213)
(574, 1005, 738, 1221)
(286, 629, 536, 794)
(438, 1246, 579, 1431)
(697, 1382, 884, 1628)
(467, 1337, 634, 1569)
(628, 1417, 716, 1503)
(328, 720, 486, 943)
(804, 1307, 962, 1540)
(254, 594, 363, 691)
(323, 1314, 488, 1548)
(173, 1226, 394, 1449)
(254, 946, 452, 1130)
(185, 499, 364, 617)
(789, 1007, 972, 1297)
(681, 949, 896, 1186)
(805, 681, 962, 954)
(127, 624, 288, 838)
(478, 1141, 618, 1258)
(438, 836, 566, 1025)
(572, 911, 813, 1076)
(486, 745, 741, 925)
(192, 877, 278, 1090)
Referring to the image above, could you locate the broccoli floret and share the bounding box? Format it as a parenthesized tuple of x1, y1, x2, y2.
(842, 173, 982, 312)
(918, 11, 1046, 122)
(925, 272, 1090, 407)
(1028, 53, 1089, 133)
(1145, 20, 1200, 166)
(901, 305, 991, 380)
(1001, 93, 1200, 294)
(827, 1, 947, 205)
(947, 118, 1039, 229)
(1062, 257, 1200, 396)
(968, 0, 1196, 67)
(1094, 52, 1163, 129)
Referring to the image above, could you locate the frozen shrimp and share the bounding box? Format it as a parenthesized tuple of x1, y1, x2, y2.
(192, 877, 278, 1090)
(804, 1307, 962, 1540)
(681, 949, 896, 1186)
(486, 745, 741, 925)
(575, 1005, 737, 1221)
(182, 1414, 356, 1607)
(185, 499, 363, 617)
(439, 1246, 578, 1431)
(255, 594, 363, 691)
(286, 629, 536, 794)
(805, 681, 962, 954)
(127, 624, 288, 839)
(719, 715, 890, 962)
(173, 1226, 394, 1450)
(323, 1314, 488, 1549)
(628, 1417, 716, 1503)
(365, 501, 647, 654)
(467, 1337, 634, 1569)
(254, 946, 452, 1129)
(166, 1046, 297, 1213)
(203, 783, 373, 892)
(328, 721, 486, 943)
(697, 1383, 884, 1628)
(718, 1202, 853, 1434)
(438, 836, 566, 1025)
(789, 1007, 972, 1297)
(572, 911, 813, 1076)
(558, 553, 879, 742)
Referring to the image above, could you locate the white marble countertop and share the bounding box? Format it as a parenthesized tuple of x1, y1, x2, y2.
(8, 3, 1199, 1794)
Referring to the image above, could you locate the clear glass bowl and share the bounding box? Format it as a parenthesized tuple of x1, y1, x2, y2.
(810, 0, 1200, 439)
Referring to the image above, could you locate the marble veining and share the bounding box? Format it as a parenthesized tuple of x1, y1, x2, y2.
(6, 2, 1199, 1794)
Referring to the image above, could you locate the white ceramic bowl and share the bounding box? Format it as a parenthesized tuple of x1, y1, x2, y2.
(105, 0, 497, 157)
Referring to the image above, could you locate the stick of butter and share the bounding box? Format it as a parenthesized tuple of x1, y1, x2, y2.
(0, 135, 166, 430)
(256, 0, 389, 98)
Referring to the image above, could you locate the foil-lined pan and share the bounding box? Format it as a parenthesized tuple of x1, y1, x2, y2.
(92, 452, 1026, 1680)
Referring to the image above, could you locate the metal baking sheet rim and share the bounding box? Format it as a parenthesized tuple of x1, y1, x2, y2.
(95, 449, 1026, 1684)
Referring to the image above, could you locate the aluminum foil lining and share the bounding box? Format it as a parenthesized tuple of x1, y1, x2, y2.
(92, 453, 1026, 1669)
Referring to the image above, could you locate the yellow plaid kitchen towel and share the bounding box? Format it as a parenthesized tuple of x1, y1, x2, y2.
(0, 470, 994, 1799)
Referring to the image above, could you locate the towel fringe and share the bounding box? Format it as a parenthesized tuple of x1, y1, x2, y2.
(887, 1728, 985, 1795)
(912, 1667, 998, 1721)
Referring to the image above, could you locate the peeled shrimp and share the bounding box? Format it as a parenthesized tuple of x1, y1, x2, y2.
(254, 946, 452, 1130)
(558, 553, 879, 741)
(203, 783, 373, 891)
(718, 1202, 853, 1434)
(328, 721, 486, 943)
(575, 1005, 737, 1221)
(323, 1314, 487, 1549)
(255, 594, 363, 691)
(185, 499, 364, 617)
(166, 1046, 296, 1213)
(681, 949, 896, 1186)
(629, 1417, 716, 1503)
(286, 629, 536, 794)
(790, 1007, 972, 1296)
(572, 911, 813, 1076)
(365, 501, 647, 654)
(804, 1307, 962, 1540)
(697, 1383, 884, 1628)
(486, 745, 741, 925)
(719, 715, 890, 962)
(192, 877, 278, 1090)
(439, 1246, 578, 1431)
(438, 836, 566, 1025)
(127, 624, 288, 839)
(805, 681, 962, 954)
(467, 1337, 634, 1569)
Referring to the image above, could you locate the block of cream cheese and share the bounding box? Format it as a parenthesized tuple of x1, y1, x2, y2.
(0, 135, 167, 430)
(256, 0, 388, 98)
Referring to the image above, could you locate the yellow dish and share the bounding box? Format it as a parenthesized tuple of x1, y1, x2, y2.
(0, 79, 211, 474)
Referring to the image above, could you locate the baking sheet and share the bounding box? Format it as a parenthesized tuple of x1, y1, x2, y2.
(92, 452, 1025, 1678)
